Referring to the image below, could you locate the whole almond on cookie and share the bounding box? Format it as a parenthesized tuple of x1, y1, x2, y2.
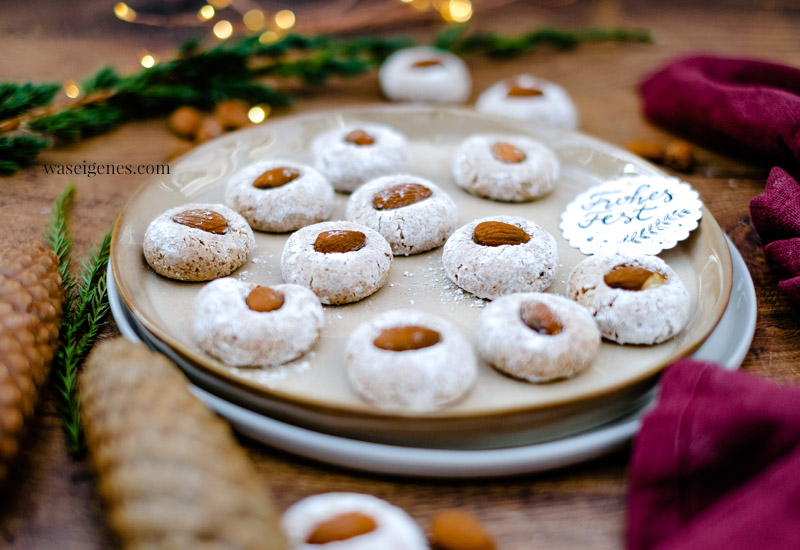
(472, 221, 530, 246)
(373, 326, 441, 351)
(172, 208, 229, 235)
(604, 265, 666, 291)
(314, 230, 367, 254)
(246, 286, 284, 312)
(492, 142, 527, 163)
(306, 512, 377, 544)
(372, 183, 433, 210)
(253, 167, 301, 189)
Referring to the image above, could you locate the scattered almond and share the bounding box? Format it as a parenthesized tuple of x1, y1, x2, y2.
(506, 83, 544, 97)
(412, 59, 444, 68)
(520, 302, 562, 336)
(373, 183, 433, 210)
(167, 106, 204, 140)
(492, 142, 526, 164)
(430, 509, 495, 550)
(624, 139, 666, 163)
(374, 326, 441, 351)
(306, 511, 377, 544)
(344, 129, 375, 146)
(171, 208, 228, 235)
(473, 221, 530, 247)
(604, 265, 666, 291)
(214, 99, 250, 131)
(195, 117, 224, 143)
(253, 167, 301, 189)
(245, 286, 284, 312)
(665, 140, 695, 172)
(314, 230, 367, 254)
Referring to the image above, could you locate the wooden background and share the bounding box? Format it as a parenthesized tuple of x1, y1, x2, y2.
(1, 0, 799, 548)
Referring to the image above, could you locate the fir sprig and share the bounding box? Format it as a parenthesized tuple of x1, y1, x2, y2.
(1, 26, 651, 175)
(46, 184, 112, 456)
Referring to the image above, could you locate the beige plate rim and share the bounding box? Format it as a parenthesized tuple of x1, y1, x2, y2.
(111, 104, 733, 420)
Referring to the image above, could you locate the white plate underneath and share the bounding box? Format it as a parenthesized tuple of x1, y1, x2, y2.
(108, 237, 755, 478)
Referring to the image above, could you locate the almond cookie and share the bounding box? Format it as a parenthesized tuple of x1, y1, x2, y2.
(345, 309, 477, 412)
(379, 46, 471, 104)
(282, 492, 428, 550)
(311, 123, 411, 192)
(452, 133, 560, 202)
(476, 74, 579, 130)
(567, 253, 691, 345)
(225, 159, 334, 232)
(192, 278, 323, 367)
(442, 216, 558, 299)
(143, 203, 255, 282)
(281, 221, 393, 305)
(477, 292, 600, 382)
(345, 174, 458, 256)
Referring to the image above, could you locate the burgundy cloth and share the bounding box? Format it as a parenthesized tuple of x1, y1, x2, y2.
(627, 359, 800, 550)
(640, 55, 800, 169)
(750, 167, 800, 306)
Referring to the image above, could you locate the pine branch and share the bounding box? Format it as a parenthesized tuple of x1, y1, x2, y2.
(46, 185, 112, 456)
(0, 82, 60, 120)
(0, 135, 51, 175)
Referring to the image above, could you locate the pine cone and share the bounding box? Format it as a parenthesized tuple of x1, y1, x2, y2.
(80, 338, 287, 550)
(0, 242, 63, 481)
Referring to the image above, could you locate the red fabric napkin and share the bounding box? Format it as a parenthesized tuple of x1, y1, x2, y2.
(627, 359, 800, 550)
(639, 55, 800, 169)
(750, 167, 800, 306)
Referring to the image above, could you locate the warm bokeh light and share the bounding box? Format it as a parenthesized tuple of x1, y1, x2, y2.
(400, 0, 414, 3)
(208, 0, 231, 8)
(259, 30, 279, 45)
(198, 5, 215, 21)
(113, 2, 137, 22)
(243, 9, 265, 31)
(442, 0, 472, 22)
(248, 105, 270, 123)
(213, 20, 233, 39)
(140, 54, 156, 68)
(64, 80, 80, 99)
(410, 0, 431, 11)
(274, 10, 295, 30)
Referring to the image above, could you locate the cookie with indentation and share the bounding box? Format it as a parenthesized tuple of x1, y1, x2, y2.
(452, 133, 560, 202)
(143, 203, 255, 281)
(311, 123, 411, 192)
(477, 292, 600, 382)
(281, 221, 393, 305)
(442, 215, 558, 299)
(225, 159, 333, 232)
(567, 253, 690, 344)
(345, 174, 458, 256)
(282, 492, 428, 550)
(476, 74, 578, 129)
(192, 278, 323, 367)
(379, 46, 471, 104)
(345, 309, 477, 412)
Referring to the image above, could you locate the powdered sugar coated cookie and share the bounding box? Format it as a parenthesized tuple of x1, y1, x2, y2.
(476, 74, 578, 129)
(379, 46, 471, 104)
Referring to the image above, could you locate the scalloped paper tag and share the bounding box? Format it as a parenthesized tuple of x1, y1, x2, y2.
(560, 176, 703, 255)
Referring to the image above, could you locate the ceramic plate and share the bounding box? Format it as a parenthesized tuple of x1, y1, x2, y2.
(111, 106, 733, 447)
(107, 236, 754, 476)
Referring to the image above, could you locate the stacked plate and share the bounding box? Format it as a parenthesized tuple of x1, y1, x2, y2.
(110, 106, 756, 477)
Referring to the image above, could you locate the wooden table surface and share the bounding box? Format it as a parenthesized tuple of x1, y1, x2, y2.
(2, 1, 800, 548)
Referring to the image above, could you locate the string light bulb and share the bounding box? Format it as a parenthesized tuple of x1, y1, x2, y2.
(259, 30, 279, 44)
(208, 0, 231, 8)
(248, 105, 270, 124)
(274, 10, 295, 30)
(113, 2, 137, 22)
(140, 53, 156, 68)
(441, 0, 472, 22)
(64, 80, 80, 99)
(198, 5, 215, 21)
(243, 9, 265, 31)
(213, 20, 233, 39)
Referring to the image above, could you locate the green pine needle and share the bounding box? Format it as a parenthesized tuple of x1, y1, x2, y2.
(0, 82, 60, 120)
(0, 135, 51, 173)
(46, 184, 112, 456)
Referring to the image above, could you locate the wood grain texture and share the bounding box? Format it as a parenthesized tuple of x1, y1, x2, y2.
(1, 1, 800, 549)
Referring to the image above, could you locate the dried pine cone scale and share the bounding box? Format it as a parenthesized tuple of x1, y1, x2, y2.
(81, 338, 287, 550)
(0, 242, 63, 482)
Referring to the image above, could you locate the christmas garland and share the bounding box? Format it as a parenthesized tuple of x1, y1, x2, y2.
(0, 26, 651, 176)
